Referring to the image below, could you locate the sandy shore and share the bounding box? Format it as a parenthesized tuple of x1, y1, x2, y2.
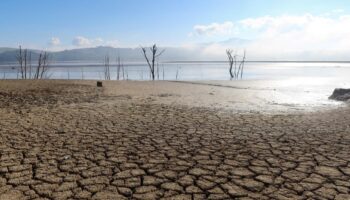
(0, 80, 349, 200)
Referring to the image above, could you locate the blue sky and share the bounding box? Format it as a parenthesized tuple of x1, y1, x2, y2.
(1, 0, 350, 59)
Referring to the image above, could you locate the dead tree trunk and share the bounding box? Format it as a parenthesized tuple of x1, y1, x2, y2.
(29, 51, 32, 79)
(40, 52, 49, 79)
(104, 55, 110, 80)
(116, 56, 121, 80)
(141, 44, 165, 80)
(239, 50, 246, 79)
(17, 46, 50, 80)
(16, 46, 24, 79)
(34, 51, 50, 79)
(226, 49, 235, 79)
(226, 49, 246, 80)
(35, 53, 42, 79)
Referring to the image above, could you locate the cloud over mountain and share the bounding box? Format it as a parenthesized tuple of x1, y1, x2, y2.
(192, 21, 235, 36)
(49, 37, 61, 46)
(189, 13, 350, 60)
(72, 36, 92, 47)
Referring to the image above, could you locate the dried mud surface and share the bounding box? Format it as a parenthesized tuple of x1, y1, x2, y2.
(0, 80, 349, 200)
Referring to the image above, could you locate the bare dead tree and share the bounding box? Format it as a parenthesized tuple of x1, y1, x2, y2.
(34, 51, 50, 79)
(40, 52, 49, 79)
(176, 66, 180, 80)
(141, 44, 165, 80)
(16, 47, 31, 79)
(121, 63, 125, 80)
(17, 46, 50, 80)
(125, 68, 129, 80)
(104, 55, 110, 80)
(81, 67, 84, 80)
(34, 53, 42, 79)
(234, 53, 238, 78)
(156, 62, 160, 80)
(116, 56, 121, 80)
(238, 50, 246, 79)
(29, 51, 32, 79)
(226, 49, 235, 79)
(226, 49, 246, 80)
(23, 49, 27, 79)
(16, 46, 24, 79)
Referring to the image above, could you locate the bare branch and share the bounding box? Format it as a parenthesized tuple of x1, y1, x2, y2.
(141, 44, 165, 80)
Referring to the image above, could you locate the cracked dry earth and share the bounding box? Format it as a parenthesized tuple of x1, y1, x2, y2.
(0, 81, 350, 200)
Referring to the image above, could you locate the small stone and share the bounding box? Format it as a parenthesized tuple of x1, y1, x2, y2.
(97, 81, 103, 87)
(57, 127, 66, 134)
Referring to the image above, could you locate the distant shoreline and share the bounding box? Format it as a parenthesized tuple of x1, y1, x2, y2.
(2, 60, 350, 66)
(164, 60, 350, 64)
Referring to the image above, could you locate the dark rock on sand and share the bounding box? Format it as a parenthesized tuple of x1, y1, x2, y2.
(329, 88, 350, 101)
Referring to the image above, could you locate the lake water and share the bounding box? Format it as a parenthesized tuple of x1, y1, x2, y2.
(1, 61, 350, 82)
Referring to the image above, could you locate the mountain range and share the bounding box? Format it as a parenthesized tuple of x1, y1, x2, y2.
(0, 46, 208, 63)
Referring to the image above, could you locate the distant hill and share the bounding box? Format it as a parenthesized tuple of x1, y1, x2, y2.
(0, 46, 203, 63)
(0, 47, 17, 54)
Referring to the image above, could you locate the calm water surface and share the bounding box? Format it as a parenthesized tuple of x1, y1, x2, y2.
(1, 61, 349, 81)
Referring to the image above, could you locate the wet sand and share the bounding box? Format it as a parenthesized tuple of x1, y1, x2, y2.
(0, 80, 349, 200)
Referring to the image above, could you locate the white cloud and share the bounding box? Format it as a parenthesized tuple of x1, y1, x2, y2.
(95, 38, 104, 43)
(105, 40, 119, 47)
(331, 9, 344, 14)
(241, 14, 350, 54)
(193, 21, 235, 36)
(72, 36, 118, 48)
(72, 36, 92, 47)
(239, 14, 312, 29)
(190, 13, 350, 60)
(49, 37, 61, 46)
